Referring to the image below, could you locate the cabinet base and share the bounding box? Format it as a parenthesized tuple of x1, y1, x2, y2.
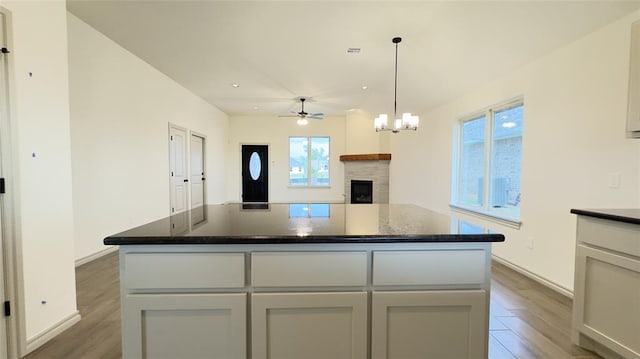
(576, 333, 636, 359)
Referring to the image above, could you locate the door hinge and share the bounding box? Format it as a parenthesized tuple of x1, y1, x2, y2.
(4, 301, 10, 316)
(0, 178, 5, 194)
(1, 48, 10, 54)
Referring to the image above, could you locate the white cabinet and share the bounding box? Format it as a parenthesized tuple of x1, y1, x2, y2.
(118, 243, 493, 359)
(372, 290, 487, 359)
(251, 292, 367, 359)
(574, 245, 640, 358)
(122, 293, 246, 359)
(573, 215, 640, 359)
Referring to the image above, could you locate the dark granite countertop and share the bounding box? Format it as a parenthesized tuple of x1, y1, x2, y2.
(105, 203, 505, 245)
(570, 208, 640, 225)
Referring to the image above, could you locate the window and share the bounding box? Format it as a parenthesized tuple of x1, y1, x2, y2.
(452, 99, 523, 223)
(289, 136, 330, 187)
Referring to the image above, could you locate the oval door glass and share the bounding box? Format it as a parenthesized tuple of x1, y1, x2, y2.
(249, 152, 261, 180)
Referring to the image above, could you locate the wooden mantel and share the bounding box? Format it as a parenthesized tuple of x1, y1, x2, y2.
(339, 153, 391, 161)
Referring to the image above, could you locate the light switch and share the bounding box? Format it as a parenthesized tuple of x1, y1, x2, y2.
(608, 173, 621, 189)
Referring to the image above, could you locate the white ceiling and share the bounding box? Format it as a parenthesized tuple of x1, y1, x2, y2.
(67, 1, 640, 118)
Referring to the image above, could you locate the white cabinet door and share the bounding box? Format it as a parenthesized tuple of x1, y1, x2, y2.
(573, 244, 640, 358)
(123, 293, 246, 359)
(251, 292, 367, 359)
(372, 290, 487, 359)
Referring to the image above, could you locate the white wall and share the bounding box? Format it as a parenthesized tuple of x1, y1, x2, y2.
(67, 13, 229, 262)
(3, 0, 79, 350)
(390, 11, 640, 292)
(227, 115, 345, 202)
(345, 109, 390, 154)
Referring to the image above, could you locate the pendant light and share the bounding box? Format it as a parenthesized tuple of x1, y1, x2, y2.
(374, 37, 419, 133)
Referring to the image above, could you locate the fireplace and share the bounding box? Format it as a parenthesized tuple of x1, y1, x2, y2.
(341, 153, 390, 204)
(351, 180, 373, 204)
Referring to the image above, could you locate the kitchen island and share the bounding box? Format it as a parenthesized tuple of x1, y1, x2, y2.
(570, 209, 640, 359)
(105, 203, 504, 359)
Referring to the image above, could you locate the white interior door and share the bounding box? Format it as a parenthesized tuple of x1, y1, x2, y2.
(190, 134, 205, 209)
(169, 125, 188, 214)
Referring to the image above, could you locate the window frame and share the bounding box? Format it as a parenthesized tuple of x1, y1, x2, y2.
(451, 98, 523, 228)
(288, 136, 331, 188)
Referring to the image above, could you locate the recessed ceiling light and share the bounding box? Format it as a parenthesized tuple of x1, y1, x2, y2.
(347, 48, 361, 54)
(253, 106, 259, 110)
(361, 85, 368, 90)
(231, 83, 239, 88)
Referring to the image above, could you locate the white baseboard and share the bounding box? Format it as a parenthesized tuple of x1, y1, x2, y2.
(492, 255, 574, 299)
(75, 246, 118, 267)
(24, 311, 81, 355)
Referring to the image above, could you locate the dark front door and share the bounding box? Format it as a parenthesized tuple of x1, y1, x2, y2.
(241, 145, 268, 202)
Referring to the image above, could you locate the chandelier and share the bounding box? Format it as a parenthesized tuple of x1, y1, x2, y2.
(374, 37, 419, 133)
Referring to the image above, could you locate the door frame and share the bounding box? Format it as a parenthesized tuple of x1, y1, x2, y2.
(239, 143, 270, 202)
(189, 131, 206, 209)
(0, 6, 22, 358)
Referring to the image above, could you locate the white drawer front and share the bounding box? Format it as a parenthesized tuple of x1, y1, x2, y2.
(125, 252, 245, 289)
(578, 217, 640, 258)
(373, 250, 486, 286)
(251, 251, 367, 287)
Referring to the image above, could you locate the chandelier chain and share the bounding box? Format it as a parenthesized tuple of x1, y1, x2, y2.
(394, 40, 398, 119)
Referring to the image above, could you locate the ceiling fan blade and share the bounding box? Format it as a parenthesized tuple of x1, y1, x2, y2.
(308, 116, 323, 120)
(309, 112, 324, 116)
(278, 115, 300, 118)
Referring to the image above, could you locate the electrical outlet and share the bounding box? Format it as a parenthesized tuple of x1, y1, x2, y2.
(526, 237, 534, 250)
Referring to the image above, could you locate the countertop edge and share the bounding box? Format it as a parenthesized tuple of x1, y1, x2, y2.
(104, 233, 505, 246)
(570, 209, 640, 225)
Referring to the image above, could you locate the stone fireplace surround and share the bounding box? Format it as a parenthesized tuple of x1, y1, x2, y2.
(340, 153, 390, 204)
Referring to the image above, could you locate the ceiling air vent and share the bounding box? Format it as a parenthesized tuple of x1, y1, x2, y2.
(347, 48, 361, 54)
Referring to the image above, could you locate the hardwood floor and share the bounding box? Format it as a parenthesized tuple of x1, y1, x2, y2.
(488, 262, 601, 359)
(24, 252, 121, 359)
(24, 252, 601, 359)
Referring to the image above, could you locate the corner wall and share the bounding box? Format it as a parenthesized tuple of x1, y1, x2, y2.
(3, 0, 78, 350)
(345, 109, 390, 154)
(390, 11, 640, 292)
(67, 13, 229, 262)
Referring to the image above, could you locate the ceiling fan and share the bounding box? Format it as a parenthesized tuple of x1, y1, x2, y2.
(279, 98, 324, 121)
